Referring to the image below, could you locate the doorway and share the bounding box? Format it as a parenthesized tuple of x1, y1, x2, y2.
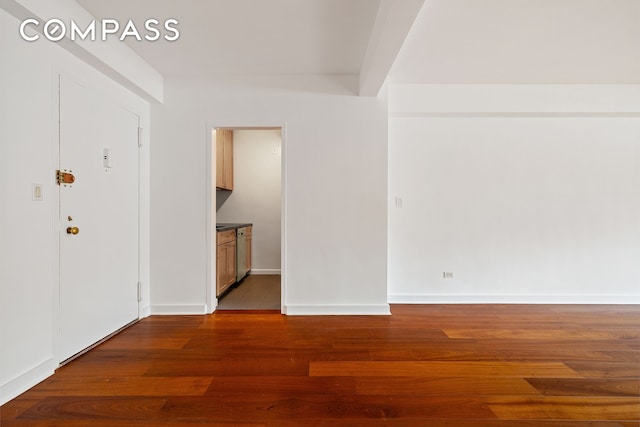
(206, 124, 286, 313)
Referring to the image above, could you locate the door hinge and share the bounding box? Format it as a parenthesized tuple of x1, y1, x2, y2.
(137, 281, 142, 302)
(138, 127, 143, 149)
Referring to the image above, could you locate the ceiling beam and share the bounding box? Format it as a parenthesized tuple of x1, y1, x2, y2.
(359, 0, 425, 97)
(0, 0, 163, 103)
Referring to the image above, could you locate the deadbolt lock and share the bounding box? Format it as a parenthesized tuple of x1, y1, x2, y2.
(56, 170, 75, 185)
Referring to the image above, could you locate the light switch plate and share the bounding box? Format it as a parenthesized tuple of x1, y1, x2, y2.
(32, 183, 43, 201)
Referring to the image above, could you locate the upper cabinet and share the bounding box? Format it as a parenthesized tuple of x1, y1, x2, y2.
(216, 129, 233, 190)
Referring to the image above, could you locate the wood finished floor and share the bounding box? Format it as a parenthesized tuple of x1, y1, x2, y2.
(2, 304, 639, 426)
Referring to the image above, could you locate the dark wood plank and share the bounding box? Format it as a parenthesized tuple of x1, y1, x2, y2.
(566, 362, 640, 379)
(161, 395, 497, 421)
(144, 357, 311, 377)
(487, 396, 640, 421)
(15, 397, 168, 421)
(2, 422, 264, 427)
(22, 376, 213, 397)
(309, 361, 583, 378)
(268, 420, 631, 427)
(205, 376, 357, 395)
(367, 347, 640, 363)
(445, 328, 640, 340)
(526, 378, 640, 397)
(354, 377, 540, 396)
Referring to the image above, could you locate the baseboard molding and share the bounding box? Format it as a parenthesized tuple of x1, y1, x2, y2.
(388, 294, 640, 304)
(250, 269, 281, 275)
(0, 357, 57, 405)
(140, 305, 151, 318)
(150, 304, 207, 315)
(284, 304, 391, 315)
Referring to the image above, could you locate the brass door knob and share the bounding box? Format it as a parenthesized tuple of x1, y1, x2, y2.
(66, 226, 79, 235)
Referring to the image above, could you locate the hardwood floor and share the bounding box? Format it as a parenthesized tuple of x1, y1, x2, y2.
(2, 304, 639, 426)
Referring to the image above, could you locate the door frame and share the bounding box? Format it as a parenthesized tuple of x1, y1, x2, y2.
(52, 71, 146, 364)
(205, 121, 287, 313)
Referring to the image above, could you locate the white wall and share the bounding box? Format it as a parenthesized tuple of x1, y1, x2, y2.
(0, 8, 151, 404)
(388, 84, 640, 303)
(150, 76, 389, 315)
(216, 130, 282, 273)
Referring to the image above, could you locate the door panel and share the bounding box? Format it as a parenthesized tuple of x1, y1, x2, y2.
(59, 76, 139, 362)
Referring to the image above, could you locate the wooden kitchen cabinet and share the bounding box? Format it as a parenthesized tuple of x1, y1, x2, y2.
(216, 129, 233, 190)
(216, 229, 236, 296)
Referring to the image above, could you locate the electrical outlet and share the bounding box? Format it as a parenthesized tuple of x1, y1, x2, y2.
(442, 272, 454, 279)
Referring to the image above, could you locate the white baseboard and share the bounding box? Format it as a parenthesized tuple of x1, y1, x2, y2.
(150, 304, 207, 315)
(388, 294, 640, 304)
(140, 305, 151, 318)
(0, 357, 57, 406)
(284, 304, 391, 315)
(250, 269, 281, 275)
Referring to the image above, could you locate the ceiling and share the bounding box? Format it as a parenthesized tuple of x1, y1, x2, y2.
(389, 0, 640, 84)
(75, 0, 640, 84)
(75, 0, 381, 78)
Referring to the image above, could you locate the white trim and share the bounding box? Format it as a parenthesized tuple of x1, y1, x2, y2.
(388, 294, 640, 305)
(51, 69, 62, 375)
(390, 112, 640, 118)
(280, 123, 288, 315)
(136, 117, 142, 320)
(150, 304, 207, 315)
(284, 304, 391, 315)
(389, 84, 640, 115)
(0, 357, 57, 405)
(204, 125, 215, 314)
(250, 269, 281, 275)
(140, 305, 151, 318)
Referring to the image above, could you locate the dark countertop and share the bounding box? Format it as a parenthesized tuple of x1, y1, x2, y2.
(216, 223, 252, 232)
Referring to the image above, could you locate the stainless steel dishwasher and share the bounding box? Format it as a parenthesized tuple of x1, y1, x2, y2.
(236, 227, 249, 282)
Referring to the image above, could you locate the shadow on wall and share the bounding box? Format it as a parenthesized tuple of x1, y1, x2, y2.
(216, 190, 232, 211)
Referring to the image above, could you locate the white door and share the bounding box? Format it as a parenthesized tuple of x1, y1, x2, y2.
(58, 76, 139, 362)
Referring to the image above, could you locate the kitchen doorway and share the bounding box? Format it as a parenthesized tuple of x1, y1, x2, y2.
(206, 124, 286, 313)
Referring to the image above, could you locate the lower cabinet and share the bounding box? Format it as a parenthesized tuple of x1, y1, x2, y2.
(216, 230, 236, 296)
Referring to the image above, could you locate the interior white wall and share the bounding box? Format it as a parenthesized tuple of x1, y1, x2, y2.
(0, 9, 151, 405)
(388, 84, 640, 303)
(150, 76, 389, 315)
(216, 130, 282, 273)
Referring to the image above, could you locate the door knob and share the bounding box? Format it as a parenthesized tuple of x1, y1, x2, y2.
(66, 226, 79, 235)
